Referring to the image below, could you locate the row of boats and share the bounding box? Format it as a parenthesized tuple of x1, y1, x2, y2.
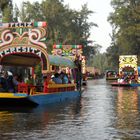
(0, 21, 138, 107)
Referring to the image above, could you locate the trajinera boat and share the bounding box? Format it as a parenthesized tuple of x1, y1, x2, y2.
(105, 70, 118, 80)
(111, 55, 140, 87)
(0, 21, 83, 106)
(52, 44, 87, 86)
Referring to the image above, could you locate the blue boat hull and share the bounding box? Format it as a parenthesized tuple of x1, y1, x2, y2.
(0, 90, 81, 106)
(111, 82, 140, 87)
(28, 91, 81, 105)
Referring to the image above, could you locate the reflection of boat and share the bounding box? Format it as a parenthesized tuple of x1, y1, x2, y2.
(106, 70, 118, 80)
(116, 87, 138, 130)
(0, 21, 83, 106)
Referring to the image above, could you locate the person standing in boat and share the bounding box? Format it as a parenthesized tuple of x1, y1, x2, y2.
(0, 71, 9, 92)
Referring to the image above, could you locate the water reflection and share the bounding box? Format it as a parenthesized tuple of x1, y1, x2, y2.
(117, 87, 138, 126)
(115, 87, 140, 139)
(0, 98, 83, 140)
(1, 80, 140, 139)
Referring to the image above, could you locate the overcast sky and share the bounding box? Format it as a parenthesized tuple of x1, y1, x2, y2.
(13, 0, 113, 52)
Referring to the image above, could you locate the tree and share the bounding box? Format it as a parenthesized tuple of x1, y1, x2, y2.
(0, 0, 9, 11)
(19, 1, 97, 57)
(0, 0, 13, 22)
(107, 0, 140, 66)
(91, 53, 110, 73)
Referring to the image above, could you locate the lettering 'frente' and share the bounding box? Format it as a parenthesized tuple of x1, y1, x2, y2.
(0, 47, 42, 57)
(9, 22, 33, 28)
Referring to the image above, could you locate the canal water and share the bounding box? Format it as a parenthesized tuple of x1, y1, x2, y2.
(1, 79, 140, 140)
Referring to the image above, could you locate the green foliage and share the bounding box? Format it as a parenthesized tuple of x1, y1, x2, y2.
(107, 0, 140, 67)
(13, 4, 19, 22)
(0, 0, 9, 11)
(0, 0, 13, 22)
(35, 63, 42, 77)
(0, 0, 99, 74)
(19, 0, 97, 56)
(90, 53, 110, 73)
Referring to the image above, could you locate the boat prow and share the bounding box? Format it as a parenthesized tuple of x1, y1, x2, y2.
(111, 82, 140, 87)
(0, 93, 37, 106)
(0, 88, 82, 106)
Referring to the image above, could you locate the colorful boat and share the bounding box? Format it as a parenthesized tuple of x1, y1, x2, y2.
(111, 55, 140, 87)
(52, 44, 87, 85)
(105, 70, 118, 80)
(111, 82, 140, 87)
(0, 21, 83, 106)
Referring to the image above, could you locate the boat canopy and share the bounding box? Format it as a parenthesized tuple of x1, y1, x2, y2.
(119, 55, 138, 75)
(0, 53, 41, 67)
(106, 70, 117, 73)
(48, 55, 76, 68)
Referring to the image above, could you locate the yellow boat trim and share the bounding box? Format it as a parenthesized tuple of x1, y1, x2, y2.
(0, 93, 27, 98)
(47, 83, 76, 88)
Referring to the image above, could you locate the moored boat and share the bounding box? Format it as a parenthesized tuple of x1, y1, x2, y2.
(0, 21, 83, 106)
(52, 45, 87, 86)
(111, 55, 140, 87)
(106, 70, 118, 80)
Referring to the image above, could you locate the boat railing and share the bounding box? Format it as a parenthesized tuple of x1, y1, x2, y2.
(18, 83, 28, 93)
(18, 83, 76, 95)
(43, 83, 76, 93)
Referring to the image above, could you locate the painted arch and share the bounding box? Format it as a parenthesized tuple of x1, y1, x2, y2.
(119, 55, 138, 75)
(0, 25, 49, 74)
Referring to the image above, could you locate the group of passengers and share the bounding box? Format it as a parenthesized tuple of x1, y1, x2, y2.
(0, 71, 19, 92)
(107, 71, 117, 78)
(118, 73, 138, 83)
(0, 69, 72, 92)
(51, 70, 70, 84)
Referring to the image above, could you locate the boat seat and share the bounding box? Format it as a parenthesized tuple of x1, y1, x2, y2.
(18, 83, 28, 93)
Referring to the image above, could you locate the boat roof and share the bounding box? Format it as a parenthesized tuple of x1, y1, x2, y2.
(0, 53, 41, 67)
(119, 55, 138, 74)
(106, 70, 117, 72)
(48, 55, 76, 68)
(0, 54, 76, 68)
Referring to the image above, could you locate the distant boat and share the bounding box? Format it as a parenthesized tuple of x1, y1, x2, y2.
(105, 70, 118, 80)
(111, 55, 140, 87)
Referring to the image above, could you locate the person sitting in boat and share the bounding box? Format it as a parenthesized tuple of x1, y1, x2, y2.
(117, 75, 124, 83)
(0, 71, 9, 92)
(13, 74, 19, 86)
(130, 75, 136, 83)
(6, 72, 20, 93)
(12, 74, 20, 92)
(60, 71, 69, 84)
(124, 75, 130, 83)
(52, 73, 62, 84)
(25, 74, 34, 85)
(7, 75, 15, 93)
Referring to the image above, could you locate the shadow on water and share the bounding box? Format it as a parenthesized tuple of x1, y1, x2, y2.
(0, 96, 82, 113)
